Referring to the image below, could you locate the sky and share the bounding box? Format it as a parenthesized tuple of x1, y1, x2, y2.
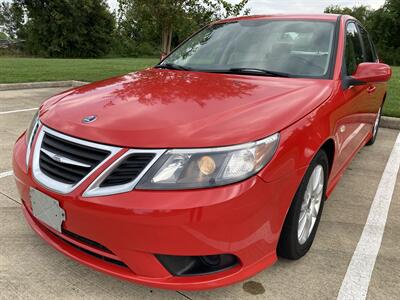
(107, 0, 386, 14)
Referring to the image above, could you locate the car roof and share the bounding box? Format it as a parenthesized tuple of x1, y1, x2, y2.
(216, 14, 341, 24)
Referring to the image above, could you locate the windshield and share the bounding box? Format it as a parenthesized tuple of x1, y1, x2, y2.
(160, 20, 337, 78)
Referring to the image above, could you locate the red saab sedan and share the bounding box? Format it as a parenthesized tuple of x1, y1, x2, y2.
(13, 14, 391, 290)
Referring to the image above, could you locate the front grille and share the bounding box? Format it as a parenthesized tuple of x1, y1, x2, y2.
(62, 229, 112, 254)
(48, 230, 128, 268)
(68, 241, 129, 268)
(100, 153, 155, 187)
(39, 133, 110, 185)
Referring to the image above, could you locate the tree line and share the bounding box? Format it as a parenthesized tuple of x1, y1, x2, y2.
(325, 0, 400, 65)
(1, 0, 399, 65)
(0, 0, 249, 58)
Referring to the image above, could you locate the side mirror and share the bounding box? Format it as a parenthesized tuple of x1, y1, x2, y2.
(160, 52, 167, 61)
(344, 62, 392, 89)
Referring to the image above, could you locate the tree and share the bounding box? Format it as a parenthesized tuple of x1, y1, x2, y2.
(368, 0, 400, 64)
(380, 0, 400, 49)
(117, 0, 249, 55)
(207, 0, 250, 19)
(0, 1, 25, 39)
(324, 4, 373, 24)
(325, 1, 400, 65)
(22, 0, 115, 57)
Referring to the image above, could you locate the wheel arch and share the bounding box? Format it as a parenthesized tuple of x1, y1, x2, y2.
(319, 138, 335, 177)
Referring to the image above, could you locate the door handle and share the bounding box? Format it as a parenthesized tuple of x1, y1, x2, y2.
(367, 85, 377, 94)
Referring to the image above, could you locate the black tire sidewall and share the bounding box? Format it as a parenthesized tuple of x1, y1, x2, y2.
(367, 107, 382, 146)
(278, 150, 329, 259)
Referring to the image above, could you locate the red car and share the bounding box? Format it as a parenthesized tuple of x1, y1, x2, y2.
(13, 14, 391, 290)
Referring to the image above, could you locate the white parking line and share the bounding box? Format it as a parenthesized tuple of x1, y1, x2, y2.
(337, 132, 400, 300)
(0, 107, 38, 115)
(0, 170, 13, 178)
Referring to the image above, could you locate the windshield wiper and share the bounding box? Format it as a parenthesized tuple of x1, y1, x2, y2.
(223, 68, 290, 78)
(155, 63, 191, 71)
(155, 65, 290, 77)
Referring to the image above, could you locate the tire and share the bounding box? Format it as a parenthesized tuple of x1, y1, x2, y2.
(277, 150, 329, 260)
(366, 106, 382, 146)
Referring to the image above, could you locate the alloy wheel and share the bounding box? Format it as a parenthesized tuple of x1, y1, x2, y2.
(297, 165, 324, 245)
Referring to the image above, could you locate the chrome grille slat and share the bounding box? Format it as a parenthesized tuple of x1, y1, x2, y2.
(32, 126, 122, 194)
(39, 133, 110, 184)
(41, 133, 108, 165)
(32, 126, 164, 196)
(38, 132, 110, 185)
(99, 153, 155, 188)
(83, 149, 165, 197)
(40, 152, 89, 183)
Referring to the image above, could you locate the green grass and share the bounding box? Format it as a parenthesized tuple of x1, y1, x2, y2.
(0, 57, 158, 83)
(383, 66, 400, 118)
(0, 57, 398, 117)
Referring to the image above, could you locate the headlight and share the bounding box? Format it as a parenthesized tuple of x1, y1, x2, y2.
(136, 133, 279, 190)
(26, 110, 40, 168)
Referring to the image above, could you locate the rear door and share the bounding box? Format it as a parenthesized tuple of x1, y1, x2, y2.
(357, 24, 386, 120)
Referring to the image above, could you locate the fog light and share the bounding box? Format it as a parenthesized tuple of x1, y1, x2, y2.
(156, 254, 238, 276)
(200, 255, 221, 266)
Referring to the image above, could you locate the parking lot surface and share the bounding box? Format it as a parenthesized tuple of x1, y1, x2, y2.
(1, 87, 399, 299)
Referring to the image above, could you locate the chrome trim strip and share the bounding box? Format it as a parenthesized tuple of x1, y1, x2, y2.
(32, 126, 122, 195)
(41, 148, 91, 168)
(26, 120, 40, 168)
(168, 133, 280, 154)
(83, 149, 166, 197)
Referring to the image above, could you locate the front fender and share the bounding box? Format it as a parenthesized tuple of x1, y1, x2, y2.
(258, 92, 338, 184)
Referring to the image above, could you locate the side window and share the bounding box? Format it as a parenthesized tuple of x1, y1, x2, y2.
(359, 26, 376, 62)
(345, 22, 363, 75)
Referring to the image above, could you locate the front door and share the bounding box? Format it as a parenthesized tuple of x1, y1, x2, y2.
(331, 21, 371, 178)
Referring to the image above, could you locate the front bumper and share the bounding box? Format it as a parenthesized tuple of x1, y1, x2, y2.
(13, 132, 301, 290)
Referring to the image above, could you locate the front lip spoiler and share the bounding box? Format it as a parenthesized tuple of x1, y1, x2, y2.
(21, 202, 277, 290)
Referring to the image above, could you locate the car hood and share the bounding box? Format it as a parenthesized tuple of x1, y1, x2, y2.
(40, 69, 334, 148)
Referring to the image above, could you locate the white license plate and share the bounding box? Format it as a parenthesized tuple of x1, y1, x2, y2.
(30, 188, 66, 233)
